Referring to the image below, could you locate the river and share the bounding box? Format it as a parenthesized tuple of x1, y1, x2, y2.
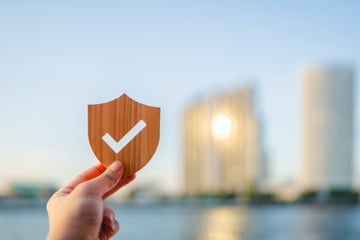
(1, 203, 360, 239)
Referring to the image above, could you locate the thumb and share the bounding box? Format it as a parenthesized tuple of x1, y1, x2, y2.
(83, 161, 124, 197)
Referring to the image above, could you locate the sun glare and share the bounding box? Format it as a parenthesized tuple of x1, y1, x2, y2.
(212, 114, 232, 140)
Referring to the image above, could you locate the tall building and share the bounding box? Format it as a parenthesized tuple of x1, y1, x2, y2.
(183, 86, 266, 196)
(301, 64, 355, 190)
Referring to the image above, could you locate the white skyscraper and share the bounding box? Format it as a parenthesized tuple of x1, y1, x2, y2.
(301, 64, 355, 190)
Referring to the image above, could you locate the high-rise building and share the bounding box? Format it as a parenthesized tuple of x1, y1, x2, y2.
(301, 64, 355, 190)
(183, 86, 266, 196)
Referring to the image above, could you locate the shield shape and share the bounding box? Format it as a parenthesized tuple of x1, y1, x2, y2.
(88, 94, 160, 178)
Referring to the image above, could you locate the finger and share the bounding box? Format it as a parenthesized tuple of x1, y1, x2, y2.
(102, 220, 119, 239)
(81, 160, 124, 197)
(102, 205, 115, 226)
(56, 164, 106, 196)
(104, 174, 136, 199)
(111, 220, 120, 236)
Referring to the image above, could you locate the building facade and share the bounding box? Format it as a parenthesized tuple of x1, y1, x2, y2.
(301, 64, 355, 190)
(183, 86, 266, 196)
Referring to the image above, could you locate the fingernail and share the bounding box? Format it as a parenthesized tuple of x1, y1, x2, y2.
(111, 223, 117, 231)
(110, 160, 123, 173)
(104, 213, 114, 225)
(107, 212, 114, 222)
(105, 212, 115, 223)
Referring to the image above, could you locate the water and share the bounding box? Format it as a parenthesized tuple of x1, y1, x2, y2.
(1, 203, 360, 240)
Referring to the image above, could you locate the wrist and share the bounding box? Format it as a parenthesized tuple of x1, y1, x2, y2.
(47, 230, 94, 240)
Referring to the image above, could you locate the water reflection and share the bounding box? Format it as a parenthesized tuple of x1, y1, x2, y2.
(197, 206, 246, 240)
(193, 204, 360, 240)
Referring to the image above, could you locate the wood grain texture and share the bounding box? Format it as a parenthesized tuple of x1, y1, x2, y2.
(88, 94, 160, 178)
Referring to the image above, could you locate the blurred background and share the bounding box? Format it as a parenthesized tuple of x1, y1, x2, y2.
(1, 1, 360, 239)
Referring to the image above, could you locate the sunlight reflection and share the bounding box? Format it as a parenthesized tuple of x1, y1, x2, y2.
(197, 206, 246, 240)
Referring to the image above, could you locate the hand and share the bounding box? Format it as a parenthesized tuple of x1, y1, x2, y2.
(46, 161, 135, 240)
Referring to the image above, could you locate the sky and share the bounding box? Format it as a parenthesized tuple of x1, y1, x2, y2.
(0, 0, 360, 195)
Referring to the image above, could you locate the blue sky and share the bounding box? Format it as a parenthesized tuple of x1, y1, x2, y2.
(0, 1, 359, 194)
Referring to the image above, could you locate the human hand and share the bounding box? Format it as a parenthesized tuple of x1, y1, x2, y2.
(46, 161, 135, 240)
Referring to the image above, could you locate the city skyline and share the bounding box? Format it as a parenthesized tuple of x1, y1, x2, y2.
(0, 1, 360, 195)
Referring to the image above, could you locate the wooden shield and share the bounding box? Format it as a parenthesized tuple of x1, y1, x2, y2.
(88, 94, 160, 178)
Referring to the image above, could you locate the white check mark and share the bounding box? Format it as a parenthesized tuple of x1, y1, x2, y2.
(102, 120, 147, 154)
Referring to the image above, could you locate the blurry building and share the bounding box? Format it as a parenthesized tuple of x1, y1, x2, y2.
(301, 64, 355, 190)
(7, 182, 57, 199)
(183, 86, 266, 196)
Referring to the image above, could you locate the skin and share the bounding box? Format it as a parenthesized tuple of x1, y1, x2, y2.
(46, 161, 135, 240)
